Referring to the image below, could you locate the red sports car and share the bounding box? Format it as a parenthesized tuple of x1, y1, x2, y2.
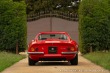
(28, 32, 78, 65)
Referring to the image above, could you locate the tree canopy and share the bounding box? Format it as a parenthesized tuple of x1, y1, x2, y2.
(0, 0, 27, 53)
(26, 0, 80, 14)
(79, 0, 110, 54)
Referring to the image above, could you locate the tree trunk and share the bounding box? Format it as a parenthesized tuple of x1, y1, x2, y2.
(16, 42, 19, 54)
(90, 46, 93, 52)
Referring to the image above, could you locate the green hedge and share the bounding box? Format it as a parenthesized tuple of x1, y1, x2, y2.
(0, 0, 27, 52)
(79, 0, 110, 54)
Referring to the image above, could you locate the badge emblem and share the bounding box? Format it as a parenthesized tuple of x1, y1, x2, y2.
(51, 48, 54, 50)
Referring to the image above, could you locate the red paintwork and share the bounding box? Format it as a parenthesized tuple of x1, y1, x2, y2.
(28, 32, 78, 61)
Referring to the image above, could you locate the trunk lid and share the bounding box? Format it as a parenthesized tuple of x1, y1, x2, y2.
(35, 39, 73, 54)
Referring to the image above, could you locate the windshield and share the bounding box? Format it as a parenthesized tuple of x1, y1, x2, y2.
(38, 34, 68, 40)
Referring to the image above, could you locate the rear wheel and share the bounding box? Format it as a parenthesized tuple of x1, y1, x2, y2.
(28, 56, 37, 66)
(70, 54, 78, 65)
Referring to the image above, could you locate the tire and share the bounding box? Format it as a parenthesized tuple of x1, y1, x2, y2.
(28, 56, 36, 66)
(70, 54, 78, 65)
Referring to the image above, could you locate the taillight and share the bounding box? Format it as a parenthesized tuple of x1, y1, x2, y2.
(30, 47, 38, 52)
(67, 47, 75, 51)
(70, 47, 75, 51)
(31, 47, 35, 52)
(35, 48, 38, 51)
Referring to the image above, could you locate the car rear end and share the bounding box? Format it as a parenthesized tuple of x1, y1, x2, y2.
(28, 42, 78, 60)
(28, 32, 78, 65)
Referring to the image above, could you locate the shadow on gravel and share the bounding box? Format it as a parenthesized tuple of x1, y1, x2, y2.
(33, 61, 79, 66)
(35, 61, 73, 66)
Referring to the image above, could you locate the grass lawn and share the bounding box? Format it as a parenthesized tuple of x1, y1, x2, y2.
(0, 52, 26, 72)
(83, 52, 110, 71)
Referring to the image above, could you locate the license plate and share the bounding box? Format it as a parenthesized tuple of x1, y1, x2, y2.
(48, 47, 57, 54)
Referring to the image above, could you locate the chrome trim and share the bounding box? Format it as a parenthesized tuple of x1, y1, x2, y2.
(62, 52, 77, 54)
(28, 52, 44, 54)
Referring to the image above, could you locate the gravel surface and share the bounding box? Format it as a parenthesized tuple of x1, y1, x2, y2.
(1, 18, 110, 73)
(1, 54, 109, 73)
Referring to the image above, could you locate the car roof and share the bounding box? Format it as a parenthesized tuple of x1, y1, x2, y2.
(39, 31, 68, 34)
(35, 31, 71, 40)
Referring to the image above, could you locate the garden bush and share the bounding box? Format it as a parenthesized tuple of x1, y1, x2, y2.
(0, 0, 27, 53)
(79, 0, 110, 54)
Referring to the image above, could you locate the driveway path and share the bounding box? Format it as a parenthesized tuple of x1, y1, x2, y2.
(1, 53, 109, 73)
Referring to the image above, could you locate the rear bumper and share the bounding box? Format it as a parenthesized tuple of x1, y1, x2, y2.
(28, 52, 77, 54)
(28, 51, 77, 61)
(62, 52, 77, 54)
(28, 52, 44, 54)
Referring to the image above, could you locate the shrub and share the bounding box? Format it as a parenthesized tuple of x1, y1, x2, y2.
(0, 0, 27, 53)
(79, 0, 110, 54)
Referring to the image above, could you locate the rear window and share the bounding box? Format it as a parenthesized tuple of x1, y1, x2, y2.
(38, 34, 68, 40)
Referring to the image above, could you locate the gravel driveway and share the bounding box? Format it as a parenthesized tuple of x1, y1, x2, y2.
(1, 18, 110, 73)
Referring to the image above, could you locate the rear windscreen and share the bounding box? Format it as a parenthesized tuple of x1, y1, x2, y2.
(38, 34, 68, 40)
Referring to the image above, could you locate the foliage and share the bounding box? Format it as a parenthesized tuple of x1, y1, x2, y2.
(0, 52, 25, 72)
(84, 52, 110, 71)
(0, 0, 27, 52)
(26, 0, 80, 15)
(13, 0, 24, 2)
(79, 0, 110, 54)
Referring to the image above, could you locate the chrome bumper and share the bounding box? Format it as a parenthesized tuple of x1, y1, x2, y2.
(28, 52, 77, 54)
(61, 52, 77, 54)
(28, 52, 44, 54)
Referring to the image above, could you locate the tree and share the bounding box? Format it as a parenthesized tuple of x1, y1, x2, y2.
(26, 0, 80, 15)
(79, 0, 110, 54)
(0, 0, 27, 53)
